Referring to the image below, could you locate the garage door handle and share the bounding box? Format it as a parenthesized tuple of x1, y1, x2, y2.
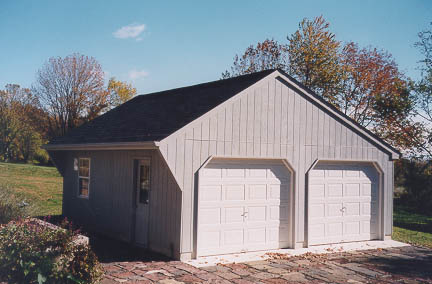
(241, 212, 248, 217)
(340, 207, 346, 213)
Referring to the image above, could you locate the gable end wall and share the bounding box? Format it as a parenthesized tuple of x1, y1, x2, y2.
(159, 75, 394, 256)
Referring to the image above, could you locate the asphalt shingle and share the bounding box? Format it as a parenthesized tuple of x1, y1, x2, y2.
(49, 69, 274, 145)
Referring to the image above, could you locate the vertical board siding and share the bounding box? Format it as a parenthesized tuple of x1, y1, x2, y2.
(274, 84, 282, 157)
(253, 90, 261, 156)
(59, 149, 181, 259)
(157, 76, 394, 255)
(240, 96, 248, 156)
(261, 82, 269, 156)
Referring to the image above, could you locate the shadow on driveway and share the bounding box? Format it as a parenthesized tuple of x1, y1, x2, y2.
(362, 246, 432, 281)
(88, 233, 172, 263)
(39, 215, 171, 263)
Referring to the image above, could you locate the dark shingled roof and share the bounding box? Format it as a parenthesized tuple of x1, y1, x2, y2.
(49, 69, 275, 145)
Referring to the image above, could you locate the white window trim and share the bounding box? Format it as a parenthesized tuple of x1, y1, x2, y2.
(77, 157, 91, 199)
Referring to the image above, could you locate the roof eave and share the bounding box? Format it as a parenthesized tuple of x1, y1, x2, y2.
(391, 152, 401, 160)
(42, 141, 160, 151)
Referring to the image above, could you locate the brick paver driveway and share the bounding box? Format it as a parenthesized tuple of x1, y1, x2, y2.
(101, 245, 432, 283)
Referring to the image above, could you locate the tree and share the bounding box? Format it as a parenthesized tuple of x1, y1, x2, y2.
(16, 127, 43, 163)
(223, 17, 342, 101)
(411, 23, 432, 159)
(0, 85, 44, 162)
(0, 89, 21, 161)
(287, 16, 342, 102)
(107, 77, 137, 108)
(395, 158, 432, 214)
(222, 16, 417, 150)
(337, 42, 416, 149)
(33, 53, 108, 137)
(222, 39, 288, 78)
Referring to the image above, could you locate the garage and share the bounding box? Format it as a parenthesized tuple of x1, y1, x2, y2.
(308, 162, 380, 246)
(197, 159, 292, 257)
(47, 70, 399, 260)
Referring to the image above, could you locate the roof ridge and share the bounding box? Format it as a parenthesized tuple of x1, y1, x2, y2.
(134, 69, 276, 99)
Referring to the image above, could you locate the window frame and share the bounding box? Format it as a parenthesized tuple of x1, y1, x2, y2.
(77, 157, 91, 199)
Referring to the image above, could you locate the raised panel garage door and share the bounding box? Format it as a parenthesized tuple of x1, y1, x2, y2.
(308, 162, 380, 246)
(197, 159, 291, 257)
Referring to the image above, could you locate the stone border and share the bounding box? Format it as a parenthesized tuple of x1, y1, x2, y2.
(30, 218, 89, 245)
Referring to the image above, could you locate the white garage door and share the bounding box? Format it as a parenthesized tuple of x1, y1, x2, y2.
(197, 159, 291, 257)
(308, 162, 380, 246)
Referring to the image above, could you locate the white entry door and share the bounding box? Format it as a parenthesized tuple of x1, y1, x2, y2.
(197, 159, 291, 257)
(308, 162, 380, 246)
(135, 158, 151, 247)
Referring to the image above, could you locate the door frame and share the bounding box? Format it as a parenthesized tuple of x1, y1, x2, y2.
(193, 156, 295, 258)
(131, 157, 152, 247)
(305, 159, 384, 247)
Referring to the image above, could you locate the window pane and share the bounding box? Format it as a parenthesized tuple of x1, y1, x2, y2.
(79, 178, 89, 197)
(139, 188, 149, 204)
(139, 165, 150, 190)
(79, 159, 89, 177)
(138, 164, 150, 204)
(79, 158, 89, 168)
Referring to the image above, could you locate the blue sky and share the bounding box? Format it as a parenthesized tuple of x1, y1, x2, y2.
(0, 0, 431, 94)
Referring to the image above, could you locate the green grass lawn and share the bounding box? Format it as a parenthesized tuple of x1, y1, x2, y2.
(0, 161, 431, 248)
(0, 162, 63, 216)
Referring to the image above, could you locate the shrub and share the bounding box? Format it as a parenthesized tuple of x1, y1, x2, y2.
(0, 185, 35, 224)
(33, 149, 50, 166)
(0, 218, 103, 283)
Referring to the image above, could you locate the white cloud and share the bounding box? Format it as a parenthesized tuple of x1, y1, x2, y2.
(113, 23, 146, 39)
(128, 69, 149, 80)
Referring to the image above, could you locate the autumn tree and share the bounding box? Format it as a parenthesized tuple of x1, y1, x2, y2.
(287, 16, 342, 102)
(222, 39, 288, 78)
(33, 53, 108, 137)
(0, 88, 20, 161)
(0, 85, 45, 162)
(222, 16, 417, 150)
(337, 42, 415, 145)
(223, 16, 342, 101)
(107, 77, 137, 108)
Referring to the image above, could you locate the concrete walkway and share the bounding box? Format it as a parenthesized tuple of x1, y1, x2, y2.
(185, 240, 407, 267)
(102, 245, 432, 283)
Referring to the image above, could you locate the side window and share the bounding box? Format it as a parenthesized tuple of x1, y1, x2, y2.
(138, 159, 151, 204)
(78, 158, 90, 198)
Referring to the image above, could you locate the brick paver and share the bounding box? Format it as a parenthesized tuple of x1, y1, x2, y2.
(102, 246, 432, 283)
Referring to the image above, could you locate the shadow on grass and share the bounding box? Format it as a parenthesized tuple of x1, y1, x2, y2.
(393, 221, 432, 233)
(393, 204, 432, 234)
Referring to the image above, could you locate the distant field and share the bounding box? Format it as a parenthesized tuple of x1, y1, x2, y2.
(0, 162, 62, 216)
